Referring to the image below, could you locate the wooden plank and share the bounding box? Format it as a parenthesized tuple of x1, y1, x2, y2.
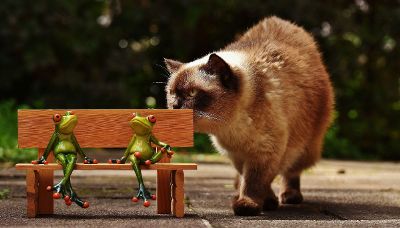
(18, 109, 193, 148)
(26, 170, 38, 218)
(37, 148, 54, 215)
(15, 163, 198, 171)
(157, 154, 171, 214)
(171, 170, 185, 218)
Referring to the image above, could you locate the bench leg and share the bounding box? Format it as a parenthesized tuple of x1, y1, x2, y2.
(157, 154, 171, 214)
(171, 170, 184, 218)
(37, 148, 54, 215)
(26, 170, 39, 218)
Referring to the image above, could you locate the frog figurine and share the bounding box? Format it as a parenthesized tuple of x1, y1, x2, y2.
(109, 112, 174, 207)
(31, 111, 97, 208)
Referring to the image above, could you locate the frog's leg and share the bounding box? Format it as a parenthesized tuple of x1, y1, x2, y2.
(65, 153, 89, 208)
(148, 148, 163, 164)
(50, 153, 69, 199)
(128, 155, 155, 206)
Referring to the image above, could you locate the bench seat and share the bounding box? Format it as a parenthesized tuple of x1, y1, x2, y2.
(16, 163, 197, 171)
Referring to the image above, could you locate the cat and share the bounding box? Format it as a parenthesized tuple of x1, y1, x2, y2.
(164, 16, 334, 216)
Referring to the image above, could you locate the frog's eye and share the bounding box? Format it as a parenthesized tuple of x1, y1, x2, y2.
(68, 111, 74, 115)
(148, 115, 156, 123)
(131, 113, 136, 118)
(53, 114, 61, 122)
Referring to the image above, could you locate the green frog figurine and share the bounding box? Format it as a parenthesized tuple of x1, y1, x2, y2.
(31, 111, 97, 208)
(109, 113, 174, 207)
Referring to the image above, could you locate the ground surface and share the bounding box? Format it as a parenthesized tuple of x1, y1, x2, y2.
(0, 158, 399, 227)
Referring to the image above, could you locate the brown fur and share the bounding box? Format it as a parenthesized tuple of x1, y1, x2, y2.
(165, 16, 334, 216)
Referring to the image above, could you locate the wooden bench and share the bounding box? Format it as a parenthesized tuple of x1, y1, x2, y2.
(15, 109, 196, 218)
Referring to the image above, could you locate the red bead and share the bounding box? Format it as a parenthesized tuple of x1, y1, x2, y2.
(143, 200, 150, 207)
(117, 160, 121, 164)
(108, 159, 112, 164)
(131, 197, 139, 203)
(161, 148, 166, 153)
(43, 161, 48, 165)
(52, 192, 61, 199)
(65, 200, 72, 206)
(84, 160, 88, 164)
(134, 152, 141, 159)
(145, 160, 151, 166)
(64, 196, 70, 202)
(93, 159, 98, 164)
(151, 194, 156, 200)
(46, 186, 52, 191)
(69, 111, 74, 115)
(83, 201, 89, 208)
(31, 160, 38, 164)
(168, 150, 175, 155)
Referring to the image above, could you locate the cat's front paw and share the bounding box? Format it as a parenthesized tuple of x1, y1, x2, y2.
(232, 196, 261, 216)
(280, 189, 303, 204)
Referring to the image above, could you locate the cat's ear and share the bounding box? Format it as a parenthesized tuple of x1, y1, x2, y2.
(204, 53, 238, 91)
(164, 58, 183, 73)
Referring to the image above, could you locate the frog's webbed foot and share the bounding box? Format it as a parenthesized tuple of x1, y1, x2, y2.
(47, 182, 68, 200)
(131, 185, 156, 207)
(47, 182, 89, 208)
(69, 194, 89, 208)
(67, 184, 89, 208)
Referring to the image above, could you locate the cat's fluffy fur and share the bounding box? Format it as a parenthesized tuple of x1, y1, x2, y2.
(165, 16, 334, 216)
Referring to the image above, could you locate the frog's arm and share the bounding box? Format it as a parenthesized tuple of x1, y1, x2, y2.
(32, 132, 57, 164)
(72, 134, 97, 164)
(150, 134, 170, 150)
(148, 134, 173, 163)
(121, 135, 136, 163)
(72, 133, 87, 158)
(42, 132, 57, 159)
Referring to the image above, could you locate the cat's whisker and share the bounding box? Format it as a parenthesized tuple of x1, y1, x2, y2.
(154, 64, 171, 78)
(195, 110, 224, 122)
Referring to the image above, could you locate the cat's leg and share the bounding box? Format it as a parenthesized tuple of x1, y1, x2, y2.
(280, 140, 322, 204)
(234, 173, 240, 190)
(280, 171, 303, 204)
(232, 162, 279, 216)
(263, 186, 279, 210)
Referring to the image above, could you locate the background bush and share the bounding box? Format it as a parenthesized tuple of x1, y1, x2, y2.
(0, 0, 399, 161)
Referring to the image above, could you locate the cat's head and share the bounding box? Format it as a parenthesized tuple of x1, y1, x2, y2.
(165, 53, 244, 133)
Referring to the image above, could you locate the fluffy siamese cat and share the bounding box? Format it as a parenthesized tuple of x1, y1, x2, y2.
(165, 16, 334, 216)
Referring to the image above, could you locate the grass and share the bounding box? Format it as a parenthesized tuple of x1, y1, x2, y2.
(0, 189, 10, 199)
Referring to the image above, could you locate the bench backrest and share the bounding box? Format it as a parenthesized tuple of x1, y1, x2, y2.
(18, 109, 193, 148)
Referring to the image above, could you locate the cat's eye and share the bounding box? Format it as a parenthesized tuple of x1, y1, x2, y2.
(188, 88, 198, 97)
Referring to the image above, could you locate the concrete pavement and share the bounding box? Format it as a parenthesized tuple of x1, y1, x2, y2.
(0, 159, 399, 227)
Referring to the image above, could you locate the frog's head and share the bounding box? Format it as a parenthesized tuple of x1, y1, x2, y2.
(53, 111, 77, 134)
(129, 113, 156, 135)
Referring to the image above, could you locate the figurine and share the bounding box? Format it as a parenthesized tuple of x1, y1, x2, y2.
(109, 113, 174, 207)
(31, 111, 97, 208)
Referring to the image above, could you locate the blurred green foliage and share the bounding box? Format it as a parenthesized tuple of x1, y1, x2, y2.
(0, 0, 399, 160)
(0, 101, 37, 163)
